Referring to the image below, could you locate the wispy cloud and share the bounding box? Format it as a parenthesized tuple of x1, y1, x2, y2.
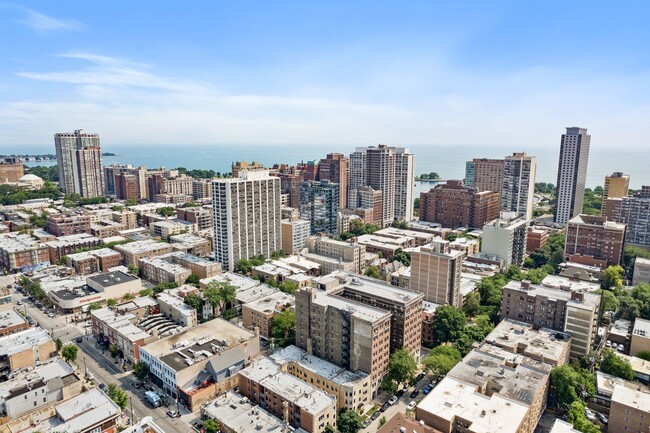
(18, 8, 82, 33)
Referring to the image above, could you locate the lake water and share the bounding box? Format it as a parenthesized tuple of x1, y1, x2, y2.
(14, 143, 649, 188)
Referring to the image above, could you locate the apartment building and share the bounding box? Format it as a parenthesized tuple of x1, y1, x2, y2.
(177, 206, 214, 231)
(555, 127, 591, 225)
(609, 186, 650, 249)
(348, 186, 383, 227)
(564, 214, 626, 267)
(91, 307, 153, 364)
(212, 170, 281, 271)
(150, 219, 197, 238)
(464, 158, 504, 193)
(419, 181, 500, 229)
(349, 145, 415, 225)
(114, 239, 174, 266)
(54, 129, 105, 197)
(192, 178, 212, 200)
(602, 172, 630, 210)
(319, 153, 349, 208)
(410, 238, 465, 307)
(500, 280, 600, 359)
(608, 385, 650, 433)
(138, 256, 191, 285)
(481, 212, 528, 267)
(0, 158, 24, 184)
(238, 357, 337, 433)
(115, 172, 138, 200)
(527, 227, 548, 252)
(502, 152, 537, 220)
(164, 251, 221, 279)
(241, 291, 295, 339)
(46, 213, 91, 237)
(633, 257, 650, 286)
(0, 233, 50, 272)
(66, 248, 122, 275)
(45, 233, 102, 263)
(157, 292, 198, 328)
(300, 180, 340, 235)
(0, 328, 56, 372)
(303, 235, 365, 274)
(112, 210, 137, 229)
(630, 318, 650, 357)
(281, 218, 311, 255)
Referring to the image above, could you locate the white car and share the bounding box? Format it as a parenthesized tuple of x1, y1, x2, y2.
(605, 340, 611, 347)
(388, 396, 398, 405)
(407, 401, 416, 410)
(86, 372, 95, 381)
(585, 408, 595, 421)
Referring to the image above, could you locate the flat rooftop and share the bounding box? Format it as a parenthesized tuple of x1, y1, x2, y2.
(0, 357, 75, 400)
(167, 251, 213, 264)
(45, 233, 100, 248)
(67, 248, 121, 260)
(87, 270, 139, 287)
(139, 256, 191, 275)
(0, 328, 52, 356)
(0, 309, 27, 329)
(240, 357, 336, 415)
(271, 345, 368, 387)
(541, 275, 601, 292)
(317, 271, 424, 306)
(632, 317, 650, 339)
(0, 234, 42, 252)
(377, 413, 442, 433)
(141, 318, 256, 365)
(610, 319, 632, 338)
(374, 227, 435, 241)
(309, 288, 392, 323)
(416, 376, 529, 433)
(152, 219, 196, 228)
(611, 384, 650, 412)
(244, 292, 294, 314)
(115, 239, 171, 254)
(503, 280, 600, 309)
(44, 388, 120, 432)
(157, 292, 196, 316)
(484, 319, 571, 365)
(202, 390, 287, 433)
(550, 420, 581, 433)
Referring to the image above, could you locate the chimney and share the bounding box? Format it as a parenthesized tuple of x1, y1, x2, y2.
(571, 291, 585, 302)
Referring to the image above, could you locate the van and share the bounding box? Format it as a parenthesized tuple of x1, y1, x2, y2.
(144, 391, 162, 407)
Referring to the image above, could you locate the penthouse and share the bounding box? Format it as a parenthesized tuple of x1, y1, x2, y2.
(239, 357, 337, 433)
(115, 239, 174, 266)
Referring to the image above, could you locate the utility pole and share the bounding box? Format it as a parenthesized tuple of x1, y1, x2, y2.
(129, 396, 135, 424)
(83, 356, 87, 376)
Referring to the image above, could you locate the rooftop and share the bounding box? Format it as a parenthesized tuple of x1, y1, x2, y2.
(309, 288, 392, 323)
(632, 317, 650, 340)
(87, 270, 139, 288)
(416, 376, 530, 433)
(484, 319, 571, 365)
(271, 345, 369, 387)
(239, 357, 336, 415)
(120, 417, 166, 433)
(315, 271, 424, 306)
(167, 251, 213, 265)
(610, 319, 632, 338)
(541, 275, 601, 293)
(611, 384, 650, 412)
(568, 214, 626, 230)
(244, 292, 295, 315)
(550, 419, 581, 433)
(503, 280, 601, 309)
(0, 309, 27, 329)
(141, 319, 256, 371)
(45, 233, 100, 248)
(0, 233, 42, 252)
(151, 219, 196, 229)
(202, 391, 289, 433)
(0, 327, 52, 356)
(138, 256, 191, 275)
(0, 357, 75, 400)
(115, 239, 171, 254)
(45, 388, 121, 432)
(377, 413, 442, 433)
(157, 292, 196, 317)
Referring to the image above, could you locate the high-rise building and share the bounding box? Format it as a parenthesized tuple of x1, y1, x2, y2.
(502, 152, 537, 220)
(104, 164, 148, 200)
(564, 215, 626, 267)
(410, 238, 465, 307)
(348, 186, 383, 227)
(281, 218, 311, 255)
(481, 212, 529, 267)
(54, 129, 104, 197)
(602, 172, 630, 210)
(419, 181, 500, 229)
(609, 186, 650, 249)
(299, 180, 340, 235)
(349, 145, 415, 226)
(554, 127, 591, 225)
(464, 158, 504, 193)
(114, 173, 138, 201)
(319, 153, 349, 208)
(212, 170, 281, 271)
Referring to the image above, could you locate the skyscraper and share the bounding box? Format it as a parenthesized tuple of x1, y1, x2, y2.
(318, 153, 349, 208)
(212, 170, 281, 271)
(410, 238, 465, 307)
(602, 172, 630, 210)
(349, 145, 415, 226)
(54, 129, 104, 197)
(299, 180, 340, 235)
(464, 158, 504, 193)
(501, 152, 537, 220)
(554, 127, 591, 225)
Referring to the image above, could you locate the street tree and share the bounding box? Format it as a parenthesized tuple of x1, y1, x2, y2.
(386, 348, 417, 388)
(107, 384, 129, 410)
(566, 401, 600, 433)
(600, 349, 635, 380)
(549, 365, 595, 411)
(338, 409, 363, 433)
(61, 344, 78, 363)
(423, 345, 461, 378)
(132, 362, 149, 381)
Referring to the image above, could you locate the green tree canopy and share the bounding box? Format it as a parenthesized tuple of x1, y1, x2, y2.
(87, 302, 102, 311)
(600, 349, 635, 380)
(132, 362, 150, 381)
(271, 310, 296, 347)
(279, 281, 298, 295)
(603, 265, 625, 291)
(423, 345, 461, 378)
(338, 409, 363, 433)
(364, 265, 381, 279)
(203, 419, 221, 433)
(385, 348, 418, 389)
(566, 400, 601, 433)
(156, 206, 176, 217)
(431, 305, 467, 344)
(185, 274, 201, 287)
(107, 383, 129, 410)
(61, 344, 78, 362)
(549, 365, 595, 411)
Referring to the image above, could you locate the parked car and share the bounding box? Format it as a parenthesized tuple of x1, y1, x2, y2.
(86, 372, 95, 381)
(144, 391, 162, 407)
(605, 340, 612, 347)
(98, 383, 107, 391)
(16, 300, 22, 305)
(388, 396, 398, 405)
(410, 389, 420, 399)
(371, 411, 381, 421)
(407, 401, 417, 410)
(166, 410, 181, 418)
(380, 402, 390, 412)
(585, 408, 596, 421)
(617, 344, 625, 352)
(416, 372, 426, 381)
(361, 419, 371, 428)
(596, 412, 608, 425)
(396, 389, 405, 398)
(423, 384, 434, 395)
(47, 312, 55, 318)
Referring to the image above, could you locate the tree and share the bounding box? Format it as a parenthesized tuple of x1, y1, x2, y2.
(139, 288, 153, 297)
(87, 302, 102, 311)
(378, 416, 387, 427)
(595, 289, 619, 319)
(107, 299, 118, 307)
(236, 258, 253, 274)
(122, 293, 135, 301)
(423, 345, 461, 378)
(184, 293, 205, 313)
(324, 425, 336, 433)
(55, 338, 63, 352)
(364, 265, 381, 279)
(623, 246, 650, 278)
(61, 344, 78, 362)
(603, 265, 625, 291)
(549, 365, 595, 411)
(385, 348, 417, 389)
(132, 362, 150, 381)
(271, 310, 296, 346)
(125, 198, 137, 206)
(279, 281, 298, 295)
(127, 264, 139, 275)
(600, 349, 635, 380)
(109, 344, 121, 359)
(566, 401, 601, 433)
(107, 384, 129, 410)
(462, 291, 480, 317)
(393, 249, 411, 266)
(204, 419, 221, 433)
(156, 206, 176, 217)
(431, 305, 467, 344)
(185, 274, 201, 287)
(338, 408, 363, 433)
(154, 281, 179, 294)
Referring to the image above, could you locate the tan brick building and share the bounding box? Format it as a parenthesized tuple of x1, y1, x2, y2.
(241, 291, 294, 338)
(115, 239, 174, 266)
(608, 385, 650, 433)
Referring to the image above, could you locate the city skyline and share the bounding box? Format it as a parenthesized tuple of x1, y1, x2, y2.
(0, 2, 649, 148)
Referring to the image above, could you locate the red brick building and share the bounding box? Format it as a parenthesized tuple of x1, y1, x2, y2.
(526, 227, 549, 252)
(564, 214, 626, 268)
(46, 214, 91, 237)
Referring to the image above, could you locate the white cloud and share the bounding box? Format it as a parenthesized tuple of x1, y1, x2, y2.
(18, 8, 83, 33)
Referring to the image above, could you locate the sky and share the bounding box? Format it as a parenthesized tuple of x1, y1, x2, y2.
(0, 1, 649, 148)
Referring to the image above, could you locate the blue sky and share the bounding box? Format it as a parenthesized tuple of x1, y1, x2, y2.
(0, 1, 649, 148)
